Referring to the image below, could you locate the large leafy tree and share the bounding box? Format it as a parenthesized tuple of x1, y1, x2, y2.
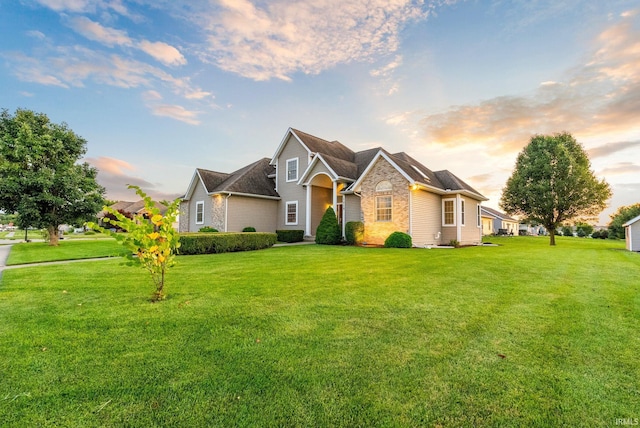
(608, 203, 640, 239)
(0, 108, 105, 246)
(500, 133, 611, 246)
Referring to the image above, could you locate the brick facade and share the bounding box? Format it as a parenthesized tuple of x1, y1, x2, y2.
(360, 157, 410, 245)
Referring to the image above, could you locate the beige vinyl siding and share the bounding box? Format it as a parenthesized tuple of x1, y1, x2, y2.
(441, 225, 457, 244)
(482, 216, 493, 235)
(226, 196, 278, 232)
(344, 194, 362, 223)
(275, 134, 309, 230)
(410, 189, 442, 246)
(459, 198, 482, 245)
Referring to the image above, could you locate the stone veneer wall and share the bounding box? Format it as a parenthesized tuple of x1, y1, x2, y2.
(360, 157, 410, 245)
(178, 201, 189, 232)
(211, 195, 225, 232)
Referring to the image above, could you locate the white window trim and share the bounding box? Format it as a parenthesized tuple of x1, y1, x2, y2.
(286, 158, 298, 182)
(286, 201, 298, 225)
(442, 198, 456, 227)
(195, 200, 204, 224)
(375, 195, 393, 222)
(477, 205, 482, 228)
(460, 199, 466, 227)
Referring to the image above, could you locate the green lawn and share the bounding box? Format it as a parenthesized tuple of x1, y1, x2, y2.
(0, 237, 638, 426)
(5, 239, 126, 265)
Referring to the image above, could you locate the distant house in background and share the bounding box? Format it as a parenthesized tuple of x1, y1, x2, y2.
(480, 207, 519, 235)
(623, 214, 640, 252)
(101, 200, 170, 217)
(519, 223, 546, 236)
(180, 128, 488, 246)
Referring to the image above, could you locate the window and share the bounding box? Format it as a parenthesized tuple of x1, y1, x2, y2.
(376, 196, 392, 222)
(195, 201, 204, 224)
(376, 180, 393, 192)
(286, 201, 298, 225)
(477, 205, 482, 227)
(443, 199, 455, 226)
(375, 181, 393, 222)
(286, 158, 298, 182)
(461, 199, 465, 226)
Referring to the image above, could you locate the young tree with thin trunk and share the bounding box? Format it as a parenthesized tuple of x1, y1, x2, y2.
(500, 133, 611, 246)
(0, 108, 105, 246)
(88, 186, 181, 302)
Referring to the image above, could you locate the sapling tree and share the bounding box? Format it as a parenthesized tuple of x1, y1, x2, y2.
(88, 186, 181, 301)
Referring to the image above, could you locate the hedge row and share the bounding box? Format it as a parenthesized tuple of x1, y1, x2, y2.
(276, 229, 304, 243)
(178, 232, 277, 255)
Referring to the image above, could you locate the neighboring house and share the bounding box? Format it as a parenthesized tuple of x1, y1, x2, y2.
(100, 200, 170, 217)
(519, 223, 546, 236)
(180, 128, 488, 246)
(623, 214, 640, 252)
(480, 207, 519, 235)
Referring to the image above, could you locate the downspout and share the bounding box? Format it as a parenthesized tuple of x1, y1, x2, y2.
(333, 181, 338, 214)
(225, 193, 231, 232)
(456, 194, 462, 243)
(409, 185, 413, 237)
(341, 193, 346, 238)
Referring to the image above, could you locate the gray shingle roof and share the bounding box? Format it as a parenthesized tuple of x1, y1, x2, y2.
(292, 128, 355, 161)
(198, 158, 278, 198)
(317, 153, 359, 179)
(481, 206, 517, 222)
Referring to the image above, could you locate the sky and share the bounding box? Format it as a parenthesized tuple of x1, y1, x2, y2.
(1, 0, 639, 225)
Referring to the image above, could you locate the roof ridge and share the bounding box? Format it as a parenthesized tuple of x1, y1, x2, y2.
(219, 158, 265, 189)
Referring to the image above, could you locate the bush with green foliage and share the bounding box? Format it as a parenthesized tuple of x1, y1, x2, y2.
(345, 221, 364, 245)
(448, 239, 460, 248)
(575, 222, 594, 237)
(608, 203, 640, 239)
(384, 231, 412, 248)
(276, 230, 304, 243)
(561, 226, 573, 237)
(592, 229, 612, 239)
(242, 227, 256, 232)
(315, 207, 341, 245)
(198, 226, 218, 233)
(179, 232, 276, 255)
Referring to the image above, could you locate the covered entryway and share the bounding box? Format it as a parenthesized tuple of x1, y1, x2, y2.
(307, 173, 334, 236)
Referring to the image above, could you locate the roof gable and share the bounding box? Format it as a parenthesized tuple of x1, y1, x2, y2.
(298, 153, 359, 185)
(270, 128, 356, 165)
(623, 214, 640, 227)
(184, 159, 278, 200)
(349, 150, 416, 192)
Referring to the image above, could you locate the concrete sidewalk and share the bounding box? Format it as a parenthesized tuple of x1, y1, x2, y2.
(0, 244, 12, 278)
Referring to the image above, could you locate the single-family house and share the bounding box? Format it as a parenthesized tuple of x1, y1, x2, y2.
(623, 214, 640, 252)
(480, 207, 519, 235)
(180, 128, 488, 246)
(99, 200, 170, 217)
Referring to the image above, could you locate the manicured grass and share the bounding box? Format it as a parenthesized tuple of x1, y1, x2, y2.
(5, 239, 127, 265)
(0, 237, 638, 426)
